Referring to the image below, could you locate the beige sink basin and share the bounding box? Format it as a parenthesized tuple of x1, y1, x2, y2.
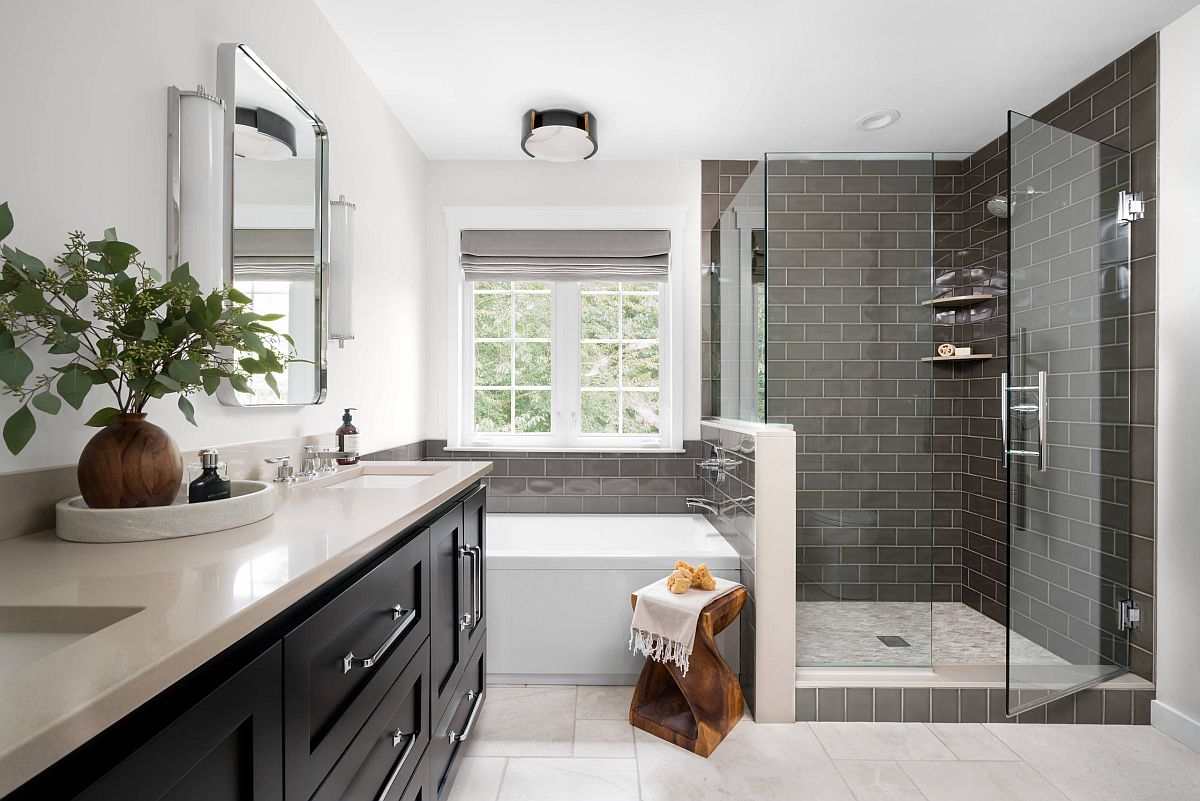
(0, 606, 143, 674)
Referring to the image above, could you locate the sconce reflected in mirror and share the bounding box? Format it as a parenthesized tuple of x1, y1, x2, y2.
(329, 195, 355, 347)
(167, 85, 226, 293)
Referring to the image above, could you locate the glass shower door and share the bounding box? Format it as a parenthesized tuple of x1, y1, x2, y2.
(1005, 111, 1135, 715)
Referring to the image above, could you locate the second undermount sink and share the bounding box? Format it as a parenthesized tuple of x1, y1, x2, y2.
(324, 473, 434, 490)
(0, 605, 143, 674)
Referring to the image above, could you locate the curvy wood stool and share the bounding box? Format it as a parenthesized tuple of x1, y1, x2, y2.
(628, 587, 747, 757)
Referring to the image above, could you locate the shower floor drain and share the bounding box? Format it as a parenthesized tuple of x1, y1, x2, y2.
(877, 635, 911, 648)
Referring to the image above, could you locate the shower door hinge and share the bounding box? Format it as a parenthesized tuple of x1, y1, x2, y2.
(1117, 191, 1145, 225)
(1118, 598, 1142, 632)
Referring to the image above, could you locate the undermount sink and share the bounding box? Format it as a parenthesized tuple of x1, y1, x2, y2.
(324, 473, 434, 490)
(0, 605, 143, 674)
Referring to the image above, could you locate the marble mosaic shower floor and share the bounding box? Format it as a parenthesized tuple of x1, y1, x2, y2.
(796, 602, 1068, 667)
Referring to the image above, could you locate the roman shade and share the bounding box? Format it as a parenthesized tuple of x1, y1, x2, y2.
(460, 229, 671, 283)
(233, 228, 318, 281)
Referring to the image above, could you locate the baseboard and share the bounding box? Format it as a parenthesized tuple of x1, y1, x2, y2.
(1152, 700, 1200, 752)
(488, 673, 639, 686)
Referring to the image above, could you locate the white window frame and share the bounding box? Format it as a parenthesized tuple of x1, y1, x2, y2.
(444, 207, 686, 452)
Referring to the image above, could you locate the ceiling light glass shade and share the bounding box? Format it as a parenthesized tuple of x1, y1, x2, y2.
(521, 109, 597, 161)
(328, 195, 356, 345)
(168, 85, 226, 295)
(234, 106, 297, 160)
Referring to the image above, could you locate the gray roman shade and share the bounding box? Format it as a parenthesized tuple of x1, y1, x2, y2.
(460, 229, 671, 283)
(233, 228, 318, 281)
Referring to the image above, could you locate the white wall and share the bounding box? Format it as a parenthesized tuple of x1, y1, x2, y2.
(423, 159, 703, 441)
(1154, 3, 1200, 752)
(0, 0, 427, 472)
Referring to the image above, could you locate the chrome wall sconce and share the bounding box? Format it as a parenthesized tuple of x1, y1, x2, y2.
(167, 85, 226, 294)
(329, 195, 356, 347)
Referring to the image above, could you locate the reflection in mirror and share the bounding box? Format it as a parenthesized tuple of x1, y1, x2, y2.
(217, 44, 328, 406)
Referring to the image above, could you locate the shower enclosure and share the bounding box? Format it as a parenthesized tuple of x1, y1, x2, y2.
(708, 115, 1137, 714)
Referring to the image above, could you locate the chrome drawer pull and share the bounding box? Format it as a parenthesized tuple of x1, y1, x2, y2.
(342, 605, 416, 674)
(374, 729, 418, 801)
(468, 544, 483, 629)
(448, 689, 484, 744)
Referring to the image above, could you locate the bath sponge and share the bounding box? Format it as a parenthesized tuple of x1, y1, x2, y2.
(691, 563, 716, 591)
(666, 567, 693, 594)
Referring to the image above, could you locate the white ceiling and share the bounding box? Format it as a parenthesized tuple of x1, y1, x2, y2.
(314, 0, 1197, 160)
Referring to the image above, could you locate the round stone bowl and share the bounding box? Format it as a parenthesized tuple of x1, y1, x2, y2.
(55, 480, 275, 543)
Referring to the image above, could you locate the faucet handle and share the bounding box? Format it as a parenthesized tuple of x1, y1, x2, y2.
(264, 455, 295, 483)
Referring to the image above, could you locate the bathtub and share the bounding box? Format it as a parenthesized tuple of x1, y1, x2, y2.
(486, 514, 741, 684)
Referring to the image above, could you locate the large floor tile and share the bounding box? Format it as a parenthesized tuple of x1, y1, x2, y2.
(901, 760, 1071, 801)
(497, 758, 638, 801)
(833, 760, 925, 801)
(925, 723, 1020, 761)
(809, 722, 956, 761)
(446, 757, 507, 801)
(466, 686, 577, 757)
(986, 724, 1200, 801)
(636, 723, 855, 801)
(576, 685, 634, 720)
(574, 719, 636, 757)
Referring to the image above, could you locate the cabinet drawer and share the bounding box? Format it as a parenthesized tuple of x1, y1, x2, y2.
(312, 641, 430, 801)
(429, 636, 486, 801)
(284, 530, 430, 801)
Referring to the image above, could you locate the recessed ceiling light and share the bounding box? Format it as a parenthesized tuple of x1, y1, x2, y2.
(854, 109, 901, 132)
(521, 108, 598, 161)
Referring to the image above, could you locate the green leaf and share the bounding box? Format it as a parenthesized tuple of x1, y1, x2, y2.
(227, 286, 253, 305)
(84, 407, 120, 427)
(264, 371, 280, 397)
(257, 313, 285, 322)
(87, 367, 119, 384)
(228, 374, 253, 395)
(177, 395, 197, 426)
(101, 240, 138, 273)
(206, 293, 223, 322)
(0, 347, 34, 388)
(57, 367, 93, 410)
(0, 202, 12, 242)
(64, 280, 88, 302)
(168, 359, 200, 385)
(31, 392, 61, 415)
(11, 249, 45, 279)
(170, 264, 192, 284)
(3, 406, 34, 454)
(10, 283, 45, 313)
(231, 312, 260, 326)
(140, 318, 159, 341)
(47, 334, 80, 355)
(241, 330, 265, 356)
(0, 331, 13, 351)
(155, 374, 182, 391)
(58, 315, 90, 334)
(201, 372, 221, 396)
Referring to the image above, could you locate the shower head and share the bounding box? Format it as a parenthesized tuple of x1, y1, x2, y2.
(986, 195, 1009, 218)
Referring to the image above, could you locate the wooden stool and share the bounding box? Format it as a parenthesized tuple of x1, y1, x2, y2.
(628, 587, 747, 757)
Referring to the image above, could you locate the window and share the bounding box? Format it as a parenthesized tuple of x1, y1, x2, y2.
(447, 209, 684, 452)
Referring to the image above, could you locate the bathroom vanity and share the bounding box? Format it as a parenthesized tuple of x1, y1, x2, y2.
(0, 461, 490, 801)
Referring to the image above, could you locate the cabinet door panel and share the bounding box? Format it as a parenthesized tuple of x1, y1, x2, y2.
(429, 638, 486, 801)
(461, 487, 486, 657)
(74, 644, 282, 801)
(429, 502, 466, 722)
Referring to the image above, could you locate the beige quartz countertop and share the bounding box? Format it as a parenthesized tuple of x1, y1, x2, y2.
(0, 460, 491, 797)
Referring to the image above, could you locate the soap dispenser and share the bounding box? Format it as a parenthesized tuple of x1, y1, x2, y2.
(189, 448, 232, 503)
(336, 408, 360, 465)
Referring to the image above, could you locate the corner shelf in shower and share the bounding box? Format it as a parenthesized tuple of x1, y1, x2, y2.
(920, 354, 996, 363)
(920, 294, 994, 308)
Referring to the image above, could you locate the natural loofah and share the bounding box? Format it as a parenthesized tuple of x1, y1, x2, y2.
(691, 563, 716, 591)
(666, 567, 693, 594)
(674, 559, 695, 574)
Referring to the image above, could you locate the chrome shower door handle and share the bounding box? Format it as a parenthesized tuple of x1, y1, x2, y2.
(1001, 372, 1009, 467)
(1037, 370, 1047, 472)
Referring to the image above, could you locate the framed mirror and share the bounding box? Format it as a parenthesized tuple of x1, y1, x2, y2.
(215, 43, 328, 406)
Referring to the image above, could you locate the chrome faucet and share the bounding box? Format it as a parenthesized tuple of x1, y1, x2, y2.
(685, 497, 720, 515)
(300, 445, 358, 475)
(697, 445, 741, 484)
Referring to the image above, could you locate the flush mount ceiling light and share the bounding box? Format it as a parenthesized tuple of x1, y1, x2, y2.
(234, 106, 297, 160)
(521, 108, 598, 161)
(854, 109, 901, 131)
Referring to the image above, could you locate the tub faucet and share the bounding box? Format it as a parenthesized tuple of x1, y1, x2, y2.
(685, 497, 720, 515)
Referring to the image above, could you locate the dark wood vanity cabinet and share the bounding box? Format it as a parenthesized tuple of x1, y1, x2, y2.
(11, 484, 486, 801)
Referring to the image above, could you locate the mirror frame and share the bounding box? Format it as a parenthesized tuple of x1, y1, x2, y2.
(215, 43, 329, 406)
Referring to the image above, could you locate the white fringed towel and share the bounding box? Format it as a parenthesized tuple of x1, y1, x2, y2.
(628, 576, 741, 676)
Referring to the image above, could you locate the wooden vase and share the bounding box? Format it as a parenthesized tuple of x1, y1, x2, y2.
(77, 413, 184, 509)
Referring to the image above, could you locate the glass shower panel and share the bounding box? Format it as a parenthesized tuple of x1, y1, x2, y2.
(712, 161, 767, 423)
(768, 154, 937, 667)
(1005, 112, 1133, 714)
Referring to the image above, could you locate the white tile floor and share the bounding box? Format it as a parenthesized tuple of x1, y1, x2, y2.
(453, 685, 1200, 801)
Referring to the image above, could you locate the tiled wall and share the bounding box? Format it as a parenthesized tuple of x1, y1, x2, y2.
(761, 159, 958, 607)
(945, 35, 1158, 680)
(695, 423, 758, 710)
(365, 440, 706, 513)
